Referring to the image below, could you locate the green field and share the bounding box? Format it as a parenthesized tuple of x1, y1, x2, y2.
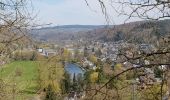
(0, 61, 39, 99)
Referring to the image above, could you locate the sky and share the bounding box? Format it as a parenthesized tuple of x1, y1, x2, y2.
(33, 0, 141, 26)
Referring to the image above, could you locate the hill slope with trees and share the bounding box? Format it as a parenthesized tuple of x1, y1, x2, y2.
(31, 20, 170, 44)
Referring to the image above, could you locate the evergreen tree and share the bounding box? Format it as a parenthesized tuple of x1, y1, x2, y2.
(77, 73, 84, 91)
(61, 72, 71, 94)
(72, 73, 78, 91)
(84, 71, 92, 89)
(45, 84, 56, 100)
(73, 73, 76, 83)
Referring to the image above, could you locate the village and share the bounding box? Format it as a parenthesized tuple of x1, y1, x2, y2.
(35, 38, 167, 100)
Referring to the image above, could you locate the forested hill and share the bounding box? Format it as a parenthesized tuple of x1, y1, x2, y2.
(81, 19, 170, 43)
(30, 25, 106, 42)
(31, 20, 170, 43)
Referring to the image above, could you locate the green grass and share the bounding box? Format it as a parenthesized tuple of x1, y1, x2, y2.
(0, 61, 39, 99)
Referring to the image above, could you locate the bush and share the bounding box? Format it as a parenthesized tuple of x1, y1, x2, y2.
(13, 51, 38, 61)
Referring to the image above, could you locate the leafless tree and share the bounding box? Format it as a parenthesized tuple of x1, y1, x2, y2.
(85, 0, 170, 21)
(0, 0, 35, 57)
(0, 0, 35, 99)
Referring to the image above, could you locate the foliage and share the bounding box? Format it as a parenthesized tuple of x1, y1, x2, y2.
(114, 63, 126, 80)
(13, 51, 38, 61)
(72, 73, 79, 91)
(45, 84, 57, 100)
(37, 56, 64, 93)
(140, 84, 167, 100)
(97, 70, 107, 83)
(62, 49, 71, 61)
(77, 73, 84, 91)
(90, 72, 99, 83)
(154, 67, 163, 78)
(60, 72, 71, 94)
(88, 55, 98, 64)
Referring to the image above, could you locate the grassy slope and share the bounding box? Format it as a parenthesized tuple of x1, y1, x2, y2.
(0, 61, 39, 99)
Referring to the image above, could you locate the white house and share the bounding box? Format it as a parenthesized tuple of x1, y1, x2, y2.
(37, 48, 43, 53)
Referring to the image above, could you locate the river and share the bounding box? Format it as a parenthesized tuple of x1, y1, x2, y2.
(64, 63, 85, 78)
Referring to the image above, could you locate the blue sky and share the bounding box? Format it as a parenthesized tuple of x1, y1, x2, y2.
(33, 0, 140, 26)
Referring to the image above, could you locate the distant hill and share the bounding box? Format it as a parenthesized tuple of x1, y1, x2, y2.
(30, 20, 170, 43)
(78, 19, 170, 43)
(30, 25, 107, 42)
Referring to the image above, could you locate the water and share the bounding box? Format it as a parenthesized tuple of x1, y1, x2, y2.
(64, 63, 85, 77)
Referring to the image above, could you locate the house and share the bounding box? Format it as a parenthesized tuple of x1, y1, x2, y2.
(144, 68, 155, 85)
(139, 44, 155, 54)
(159, 65, 167, 70)
(144, 60, 150, 65)
(83, 60, 93, 67)
(66, 91, 85, 100)
(138, 68, 156, 89)
(92, 65, 97, 70)
(37, 48, 43, 53)
(38, 49, 57, 57)
(67, 92, 77, 100)
(82, 59, 97, 70)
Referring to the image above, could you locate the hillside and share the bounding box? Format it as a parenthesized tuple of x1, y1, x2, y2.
(82, 19, 170, 43)
(30, 25, 106, 42)
(31, 20, 170, 43)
